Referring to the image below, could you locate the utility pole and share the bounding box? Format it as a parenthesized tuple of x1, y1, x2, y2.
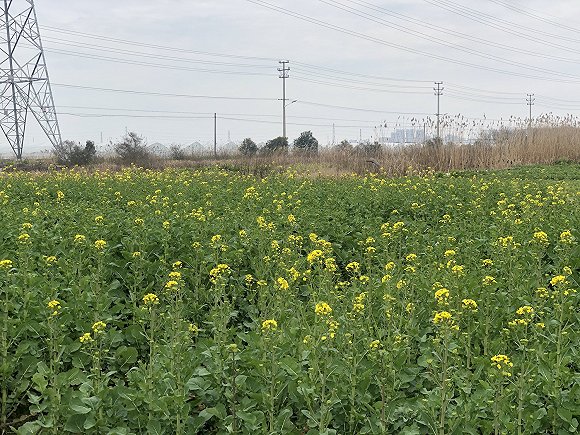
(526, 93, 535, 147)
(434, 82, 444, 143)
(526, 93, 535, 129)
(214, 113, 217, 158)
(278, 60, 290, 139)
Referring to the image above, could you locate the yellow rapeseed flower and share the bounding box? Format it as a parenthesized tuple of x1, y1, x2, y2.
(74, 234, 86, 244)
(168, 271, 182, 281)
(550, 275, 566, 286)
(491, 354, 513, 377)
(92, 321, 107, 334)
(143, 293, 159, 305)
(164, 280, 179, 290)
(433, 311, 454, 326)
(79, 333, 93, 344)
(94, 239, 107, 250)
(47, 300, 61, 316)
(261, 319, 278, 332)
(276, 277, 289, 290)
(559, 230, 574, 244)
(369, 339, 381, 350)
(435, 288, 450, 305)
(461, 299, 478, 311)
(346, 261, 360, 274)
(17, 233, 30, 244)
(315, 302, 332, 316)
(307, 249, 324, 263)
(0, 259, 13, 270)
(532, 231, 549, 245)
(482, 275, 496, 286)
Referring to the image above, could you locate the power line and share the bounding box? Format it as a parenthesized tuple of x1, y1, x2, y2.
(245, 0, 580, 82)
(485, 0, 580, 34)
(43, 37, 274, 69)
(42, 26, 279, 62)
(422, 0, 580, 50)
(320, 0, 580, 65)
(52, 83, 279, 101)
(45, 48, 272, 77)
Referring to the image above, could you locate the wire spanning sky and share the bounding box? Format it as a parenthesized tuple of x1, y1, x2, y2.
(12, 0, 580, 155)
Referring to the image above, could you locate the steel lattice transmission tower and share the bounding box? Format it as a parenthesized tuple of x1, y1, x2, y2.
(0, 0, 61, 159)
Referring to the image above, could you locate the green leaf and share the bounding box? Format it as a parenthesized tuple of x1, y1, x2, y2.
(31, 373, 47, 393)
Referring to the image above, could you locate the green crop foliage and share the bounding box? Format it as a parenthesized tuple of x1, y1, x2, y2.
(0, 164, 578, 434)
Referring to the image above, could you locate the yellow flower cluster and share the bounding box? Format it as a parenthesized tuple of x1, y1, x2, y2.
(532, 231, 549, 245)
(44, 256, 57, 266)
(307, 249, 324, 264)
(74, 234, 86, 244)
(168, 271, 182, 281)
(261, 319, 278, 332)
(315, 301, 332, 316)
(322, 318, 339, 341)
(536, 287, 549, 298)
(94, 239, 107, 250)
(491, 354, 513, 377)
(559, 230, 574, 244)
(164, 280, 179, 291)
(482, 275, 496, 286)
(434, 288, 450, 306)
(0, 259, 13, 270)
(461, 299, 478, 311)
(369, 339, 381, 350)
(508, 305, 535, 328)
(550, 275, 566, 287)
(18, 233, 30, 244)
(143, 293, 159, 305)
(346, 261, 360, 274)
(324, 257, 337, 272)
(352, 292, 367, 314)
(209, 263, 230, 284)
(433, 311, 452, 324)
(47, 300, 61, 316)
(79, 333, 93, 344)
(433, 311, 459, 330)
(92, 321, 107, 334)
(276, 277, 289, 290)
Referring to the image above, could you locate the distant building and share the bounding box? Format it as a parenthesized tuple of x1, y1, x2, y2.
(390, 128, 425, 144)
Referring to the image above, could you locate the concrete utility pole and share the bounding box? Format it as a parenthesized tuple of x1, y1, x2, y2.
(434, 82, 444, 142)
(278, 60, 290, 139)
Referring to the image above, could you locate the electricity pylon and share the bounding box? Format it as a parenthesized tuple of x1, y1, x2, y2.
(0, 0, 61, 159)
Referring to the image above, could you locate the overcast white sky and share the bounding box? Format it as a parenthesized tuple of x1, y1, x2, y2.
(9, 0, 580, 154)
